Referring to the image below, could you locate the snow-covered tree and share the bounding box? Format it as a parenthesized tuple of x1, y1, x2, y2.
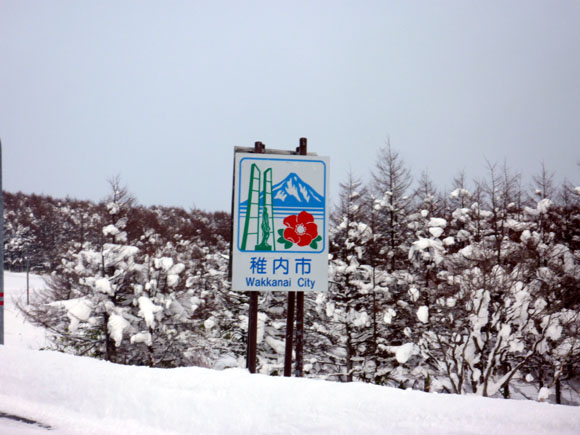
(371, 142, 413, 272)
(318, 174, 376, 381)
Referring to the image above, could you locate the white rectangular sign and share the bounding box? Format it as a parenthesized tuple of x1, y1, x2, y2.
(232, 152, 329, 292)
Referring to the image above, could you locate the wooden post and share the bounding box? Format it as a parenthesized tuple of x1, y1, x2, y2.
(246, 141, 264, 374)
(283, 291, 295, 376)
(247, 291, 258, 373)
(295, 291, 304, 377)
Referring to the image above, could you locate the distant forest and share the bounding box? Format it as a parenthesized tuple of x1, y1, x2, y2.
(3, 182, 231, 273)
(4, 149, 580, 405)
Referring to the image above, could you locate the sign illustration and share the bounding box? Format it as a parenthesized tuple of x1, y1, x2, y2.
(232, 153, 329, 292)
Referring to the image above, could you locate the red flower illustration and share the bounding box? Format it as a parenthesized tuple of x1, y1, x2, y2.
(283, 211, 319, 247)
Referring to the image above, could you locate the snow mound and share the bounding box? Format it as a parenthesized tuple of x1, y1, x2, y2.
(2, 271, 580, 435)
(2, 347, 579, 434)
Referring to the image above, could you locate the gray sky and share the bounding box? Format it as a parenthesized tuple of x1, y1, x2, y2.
(1, 0, 579, 211)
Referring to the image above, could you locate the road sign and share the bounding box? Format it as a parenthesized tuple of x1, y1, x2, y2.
(232, 152, 329, 292)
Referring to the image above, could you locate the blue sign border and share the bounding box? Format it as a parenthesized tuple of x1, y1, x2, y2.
(236, 156, 327, 254)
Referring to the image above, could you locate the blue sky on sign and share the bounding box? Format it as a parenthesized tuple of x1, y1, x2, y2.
(1, 1, 579, 211)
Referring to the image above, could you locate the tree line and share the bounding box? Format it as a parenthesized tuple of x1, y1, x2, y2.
(4, 152, 580, 405)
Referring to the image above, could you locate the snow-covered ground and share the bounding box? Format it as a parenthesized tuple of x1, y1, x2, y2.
(3, 272, 51, 350)
(1, 272, 579, 434)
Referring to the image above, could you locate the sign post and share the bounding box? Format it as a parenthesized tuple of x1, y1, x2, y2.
(232, 139, 329, 374)
(285, 138, 308, 377)
(294, 137, 307, 377)
(246, 141, 264, 374)
(284, 289, 295, 376)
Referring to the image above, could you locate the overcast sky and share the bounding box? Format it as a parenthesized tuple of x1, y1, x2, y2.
(1, 1, 579, 211)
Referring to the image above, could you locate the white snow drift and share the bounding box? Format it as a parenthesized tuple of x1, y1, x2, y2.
(1, 272, 579, 434)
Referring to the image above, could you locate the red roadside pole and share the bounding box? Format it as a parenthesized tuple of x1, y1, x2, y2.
(0, 139, 4, 345)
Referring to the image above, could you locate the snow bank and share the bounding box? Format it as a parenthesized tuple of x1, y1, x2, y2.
(2, 273, 580, 434)
(2, 347, 579, 434)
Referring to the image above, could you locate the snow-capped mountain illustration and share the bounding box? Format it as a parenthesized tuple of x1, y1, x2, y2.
(241, 172, 324, 209)
(272, 172, 324, 208)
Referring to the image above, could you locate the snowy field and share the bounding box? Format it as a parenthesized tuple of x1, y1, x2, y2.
(2, 272, 50, 350)
(1, 272, 579, 434)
